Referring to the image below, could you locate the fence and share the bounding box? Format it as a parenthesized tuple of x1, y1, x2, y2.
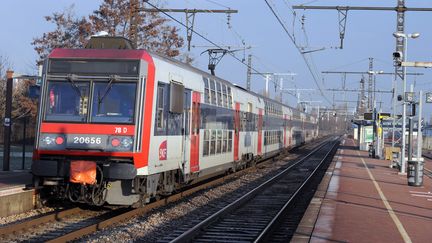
(0, 116, 36, 145)
(0, 116, 36, 170)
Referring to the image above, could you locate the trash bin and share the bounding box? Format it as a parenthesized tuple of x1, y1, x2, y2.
(407, 160, 424, 187)
(368, 144, 375, 158)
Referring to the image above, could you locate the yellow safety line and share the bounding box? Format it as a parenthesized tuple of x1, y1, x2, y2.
(358, 151, 412, 243)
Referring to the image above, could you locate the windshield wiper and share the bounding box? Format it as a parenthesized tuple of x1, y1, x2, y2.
(98, 75, 119, 104)
(66, 74, 83, 98)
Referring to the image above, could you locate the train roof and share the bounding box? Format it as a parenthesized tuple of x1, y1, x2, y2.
(147, 50, 313, 117)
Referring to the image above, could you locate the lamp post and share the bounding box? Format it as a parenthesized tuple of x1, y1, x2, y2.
(392, 32, 420, 174)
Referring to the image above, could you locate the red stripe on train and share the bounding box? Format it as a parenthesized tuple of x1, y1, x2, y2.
(134, 52, 155, 168)
(40, 123, 135, 135)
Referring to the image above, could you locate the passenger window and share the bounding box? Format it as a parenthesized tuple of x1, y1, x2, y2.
(156, 85, 165, 129)
(228, 131, 233, 152)
(216, 82, 222, 106)
(203, 77, 210, 104)
(222, 84, 228, 107)
(217, 130, 222, 153)
(203, 130, 209, 156)
(210, 130, 216, 154)
(223, 130, 228, 153)
(210, 79, 216, 105)
(227, 86, 232, 108)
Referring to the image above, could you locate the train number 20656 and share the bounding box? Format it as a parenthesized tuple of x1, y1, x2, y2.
(73, 136, 102, 144)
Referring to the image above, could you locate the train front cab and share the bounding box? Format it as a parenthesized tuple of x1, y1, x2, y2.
(32, 48, 154, 205)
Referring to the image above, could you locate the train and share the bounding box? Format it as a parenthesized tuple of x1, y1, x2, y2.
(31, 36, 318, 206)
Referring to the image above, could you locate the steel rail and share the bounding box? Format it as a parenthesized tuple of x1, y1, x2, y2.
(0, 207, 82, 236)
(170, 136, 338, 243)
(254, 139, 340, 242)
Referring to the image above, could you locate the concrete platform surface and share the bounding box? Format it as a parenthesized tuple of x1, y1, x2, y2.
(309, 138, 432, 243)
(0, 171, 35, 217)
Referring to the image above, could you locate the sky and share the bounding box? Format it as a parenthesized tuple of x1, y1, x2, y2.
(0, 0, 431, 121)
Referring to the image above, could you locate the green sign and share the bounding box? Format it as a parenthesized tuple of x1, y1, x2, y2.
(364, 126, 373, 143)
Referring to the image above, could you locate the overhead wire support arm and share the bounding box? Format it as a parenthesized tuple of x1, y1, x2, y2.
(292, 4, 432, 50)
(322, 71, 423, 76)
(338, 9, 348, 49)
(292, 5, 432, 11)
(140, 8, 238, 51)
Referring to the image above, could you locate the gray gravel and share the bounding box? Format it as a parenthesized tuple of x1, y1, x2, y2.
(80, 154, 298, 243)
(0, 206, 55, 226)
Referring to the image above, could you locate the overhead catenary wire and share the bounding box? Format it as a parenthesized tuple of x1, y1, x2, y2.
(264, 0, 332, 105)
(144, 0, 269, 80)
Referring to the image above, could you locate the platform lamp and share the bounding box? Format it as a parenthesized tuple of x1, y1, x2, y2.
(392, 31, 420, 174)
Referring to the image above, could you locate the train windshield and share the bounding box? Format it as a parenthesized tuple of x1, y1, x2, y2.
(91, 82, 136, 123)
(45, 82, 90, 122)
(44, 81, 137, 124)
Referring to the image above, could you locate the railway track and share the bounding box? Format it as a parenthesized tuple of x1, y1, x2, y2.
(165, 137, 340, 243)
(0, 137, 333, 242)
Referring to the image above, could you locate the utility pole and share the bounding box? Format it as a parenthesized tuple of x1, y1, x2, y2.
(246, 54, 252, 90)
(251, 72, 297, 99)
(359, 77, 366, 115)
(141, 8, 238, 51)
(3, 70, 13, 171)
(368, 58, 374, 110)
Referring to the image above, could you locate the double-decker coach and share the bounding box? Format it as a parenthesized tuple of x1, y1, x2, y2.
(32, 36, 317, 206)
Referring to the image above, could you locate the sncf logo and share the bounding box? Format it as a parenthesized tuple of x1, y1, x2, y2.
(159, 140, 167, 160)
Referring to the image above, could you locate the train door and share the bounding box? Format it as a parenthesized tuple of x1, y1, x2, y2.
(190, 91, 200, 173)
(234, 102, 240, 161)
(257, 108, 263, 155)
(181, 89, 191, 173)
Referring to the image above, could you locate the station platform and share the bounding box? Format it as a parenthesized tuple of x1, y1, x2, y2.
(0, 171, 36, 217)
(294, 137, 432, 243)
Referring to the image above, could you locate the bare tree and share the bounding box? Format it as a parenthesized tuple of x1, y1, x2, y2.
(32, 0, 184, 64)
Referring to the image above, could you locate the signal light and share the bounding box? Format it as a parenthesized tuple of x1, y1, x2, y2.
(55, 136, 64, 145)
(111, 138, 120, 147)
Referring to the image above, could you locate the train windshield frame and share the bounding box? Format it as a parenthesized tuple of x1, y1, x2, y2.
(44, 80, 138, 124)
